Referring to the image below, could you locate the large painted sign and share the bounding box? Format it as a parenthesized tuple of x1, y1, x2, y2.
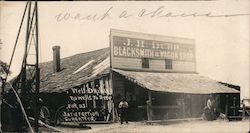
(110, 29, 196, 72)
(63, 82, 112, 122)
(113, 36, 195, 61)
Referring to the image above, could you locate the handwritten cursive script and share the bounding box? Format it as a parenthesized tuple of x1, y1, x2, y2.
(54, 6, 250, 22)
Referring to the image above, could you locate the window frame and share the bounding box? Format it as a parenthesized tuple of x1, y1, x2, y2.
(141, 58, 150, 68)
(165, 59, 173, 69)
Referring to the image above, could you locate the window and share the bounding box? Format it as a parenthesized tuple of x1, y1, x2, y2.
(165, 59, 172, 69)
(142, 58, 149, 68)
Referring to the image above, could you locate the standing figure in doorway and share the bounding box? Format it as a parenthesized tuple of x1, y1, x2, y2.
(203, 95, 216, 120)
(118, 98, 129, 124)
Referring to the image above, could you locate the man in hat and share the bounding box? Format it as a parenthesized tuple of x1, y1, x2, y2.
(118, 98, 129, 124)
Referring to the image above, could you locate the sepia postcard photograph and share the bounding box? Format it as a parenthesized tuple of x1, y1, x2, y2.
(0, 0, 249, 132)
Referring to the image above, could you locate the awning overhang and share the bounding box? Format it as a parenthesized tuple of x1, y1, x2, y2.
(113, 69, 239, 94)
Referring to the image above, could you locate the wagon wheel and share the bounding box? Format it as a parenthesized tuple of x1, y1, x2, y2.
(39, 106, 51, 125)
(54, 106, 66, 126)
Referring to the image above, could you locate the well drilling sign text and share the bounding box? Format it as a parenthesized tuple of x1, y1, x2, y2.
(113, 36, 195, 61)
(63, 84, 112, 122)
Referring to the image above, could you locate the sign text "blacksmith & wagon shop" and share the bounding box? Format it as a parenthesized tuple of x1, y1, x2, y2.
(113, 36, 195, 61)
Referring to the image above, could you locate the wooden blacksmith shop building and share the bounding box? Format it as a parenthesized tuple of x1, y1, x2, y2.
(38, 29, 240, 124)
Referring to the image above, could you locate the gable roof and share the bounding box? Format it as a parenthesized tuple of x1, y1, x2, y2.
(40, 48, 110, 93)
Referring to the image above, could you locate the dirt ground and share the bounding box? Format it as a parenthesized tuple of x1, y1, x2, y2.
(45, 119, 250, 133)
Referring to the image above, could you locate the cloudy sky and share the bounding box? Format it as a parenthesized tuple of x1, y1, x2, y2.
(0, 1, 249, 99)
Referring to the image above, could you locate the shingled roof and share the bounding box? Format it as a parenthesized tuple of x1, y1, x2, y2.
(113, 69, 239, 94)
(36, 47, 239, 94)
(40, 48, 110, 93)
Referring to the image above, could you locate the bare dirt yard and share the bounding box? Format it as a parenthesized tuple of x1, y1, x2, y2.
(50, 119, 249, 133)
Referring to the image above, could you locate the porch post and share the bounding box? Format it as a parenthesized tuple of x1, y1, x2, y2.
(109, 72, 117, 122)
(182, 99, 185, 118)
(147, 90, 152, 121)
(225, 95, 229, 119)
(242, 100, 246, 119)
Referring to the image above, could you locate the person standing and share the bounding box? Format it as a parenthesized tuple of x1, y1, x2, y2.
(203, 95, 216, 120)
(118, 98, 129, 124)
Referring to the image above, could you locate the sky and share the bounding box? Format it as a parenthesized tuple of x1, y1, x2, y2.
(0, 1, 249, 99)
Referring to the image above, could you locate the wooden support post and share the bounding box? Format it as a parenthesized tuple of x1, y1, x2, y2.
(99, 78, 104, 95)
(180, 99, 185, 118)
(183, 99, 186, 118)
(108, 76, 113, 95)
(233, 97, 236, 116)
(92, 81, 96, 108)
(225, 105, 228, 118)
(147, 91, 152, 121)
(109, 71, 116, 122)
(105, 77, 111, 109)
(242, 102, 246, 119)
(225, 95, 229, 119)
